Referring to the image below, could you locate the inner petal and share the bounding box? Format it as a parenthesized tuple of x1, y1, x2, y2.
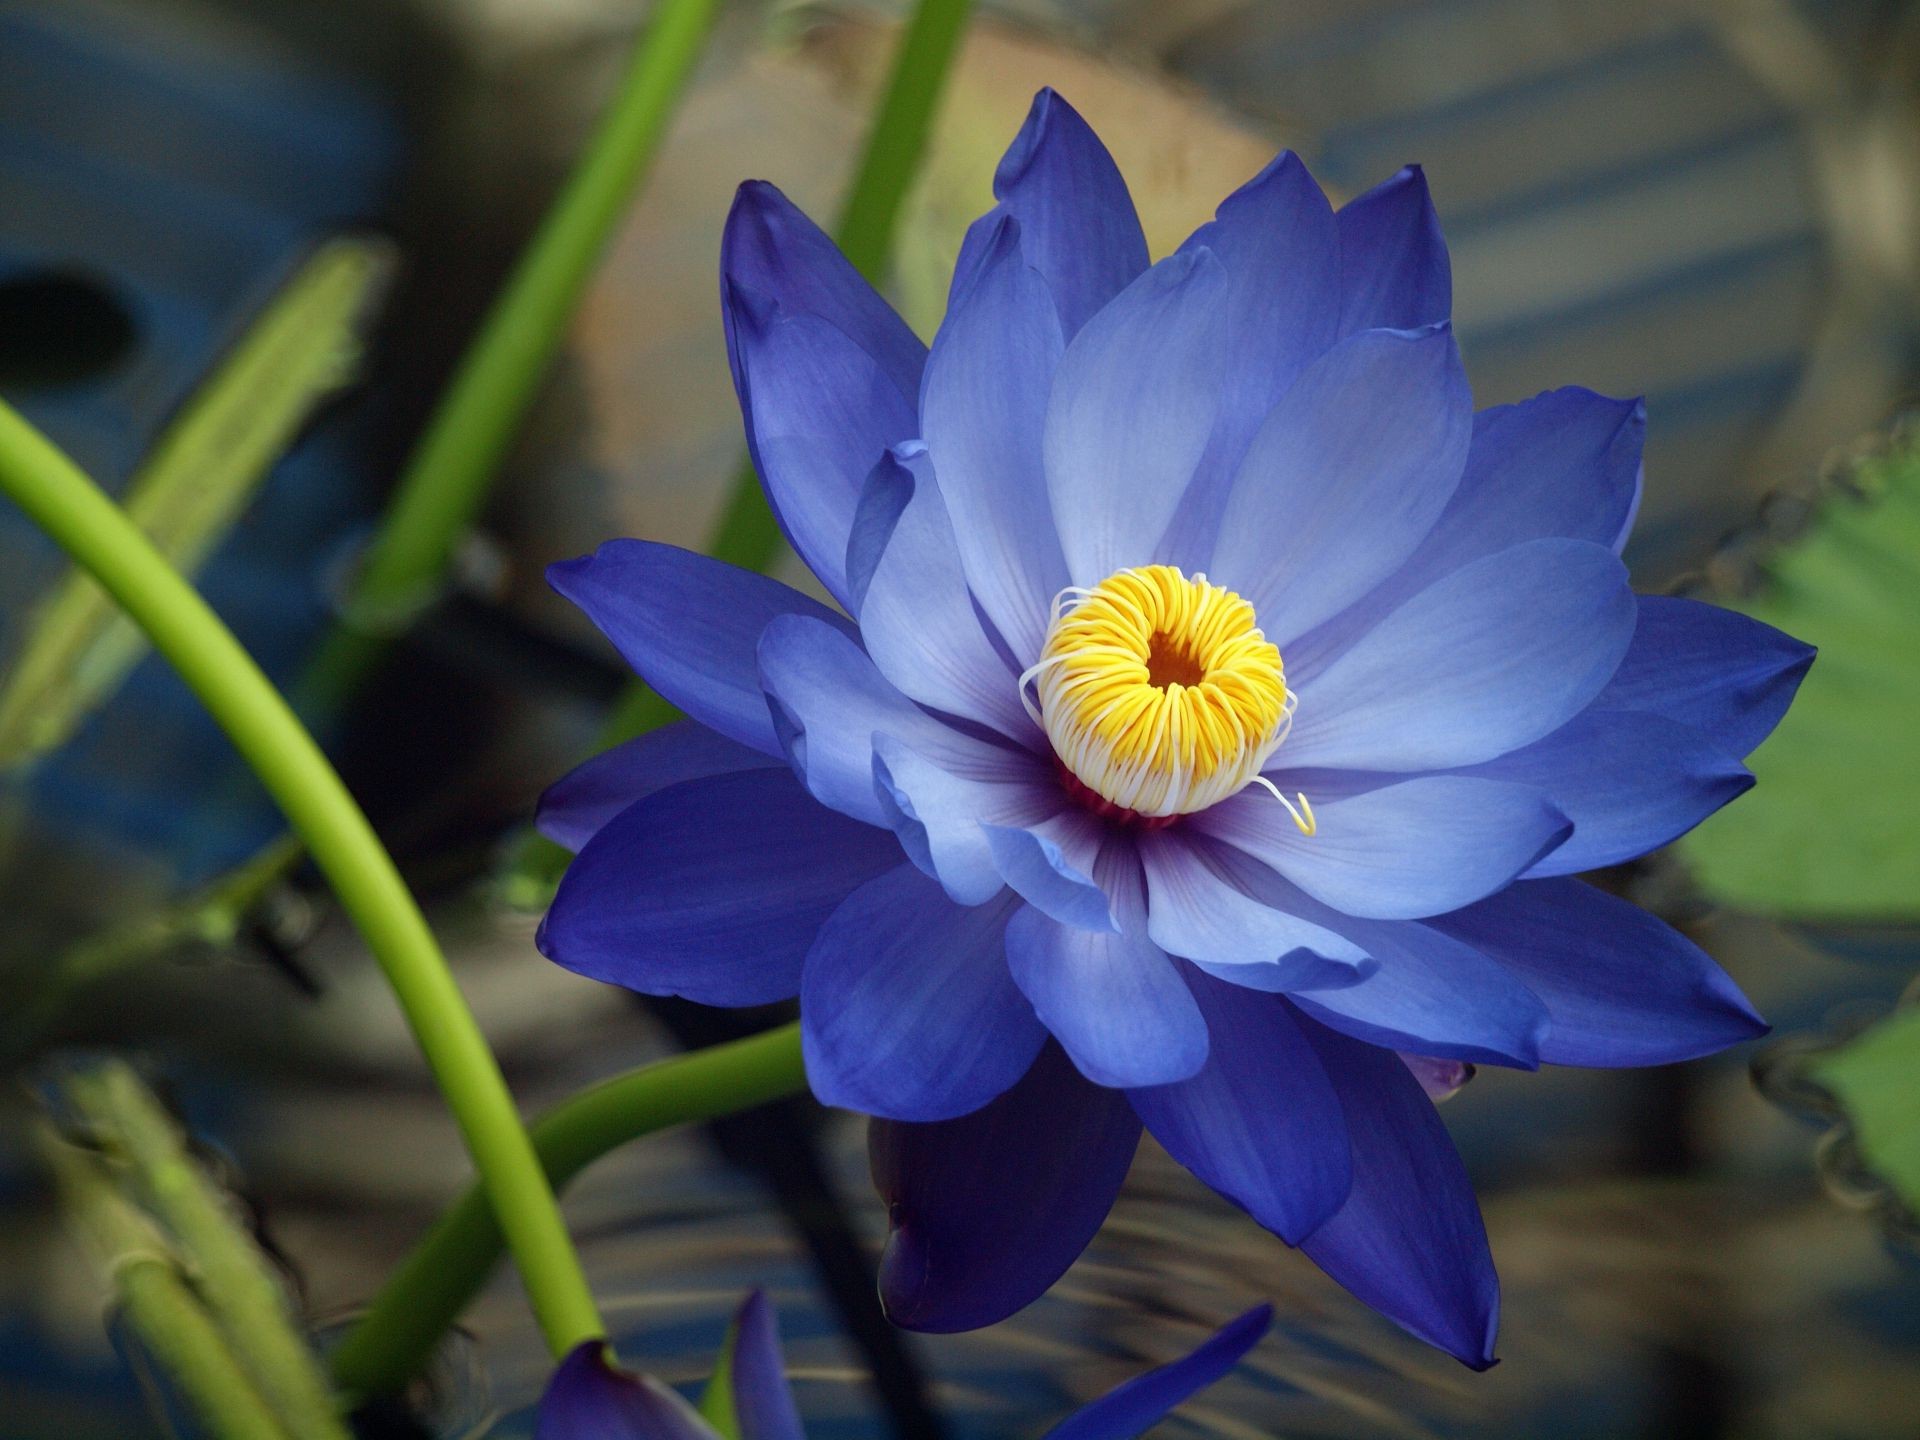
(1021, 565, 1297, 819)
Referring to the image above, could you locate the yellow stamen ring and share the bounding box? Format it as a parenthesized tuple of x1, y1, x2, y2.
(1019, 565, 1314, 829)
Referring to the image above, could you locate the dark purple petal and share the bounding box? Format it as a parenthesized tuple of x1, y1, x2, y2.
(727, 1291, 802, 1440)
(801, 866, 1043, 1121)
(1424, 878, 1766, 1067)
(1462, 709, 1752, 877)
(536, 723, 779, 853)
(539, 769, 899, 1006)
(1195, 776, 1571, 920)
(549, 542, 853, 758)
(978, 89, 1149, 340)
(721, 179, 925, 404)
(1046, 248, 1228, 584)
(1399, 1053, 1475, 1101)
(1038, 1304, 1274, 1440)
(1129, 967, 1352, 1243)
(1291, 912, 1550, 1068)
(1592, 594, 1814, 759)
(1004, 842, 1208, 1088)
(921, 215, 1070, 662)
(1160, 152, 1339, 564)
(871, 1041, 1141, 1331)
(536, 1342, 717, 1440)
(1335, 165, 1451, 334)
(1208, 324, 1471, 646)
(1296, 1013, 1499, 1369)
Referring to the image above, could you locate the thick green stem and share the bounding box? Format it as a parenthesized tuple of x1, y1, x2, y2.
(331, 1022, 807, 1402)
(0, 404, 603, 1361)
(348, 0, 723, 627)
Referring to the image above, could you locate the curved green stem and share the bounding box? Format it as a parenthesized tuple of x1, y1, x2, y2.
(0, 404, 604, 1362)
(348, 0, 724, 627)
(330, 1022, 807, 1401)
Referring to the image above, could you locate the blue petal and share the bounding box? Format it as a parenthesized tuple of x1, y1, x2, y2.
(871, 731, 1055, 904)
(1335, 166, 1451, 334)
(1159, 152, 1339, 564)
(1045, 248, 1228, 585)
(721, 180, 925, 402)
(1137, 829, 1372, 971)
(1462, 709, 1751, 876)
(979, 89, 1149, 340)
(801, 865, 1043, 1121)
(535, 1342, 718, 1440)
(1194, 776, 1571, 920)
(1592, 594, 1814, 759)
(536, 723, 778, 853)
(871, 1041, 1141, 1331)
(921, 216, 1069, 662)
(727, 1291, 803, 1440)
(853, 448, 1038, 740)
(539, 769, 900, 1006)
(987, 812, 1115, 931)
(549, 541, 853, 757)
(1296, 1015, 1500, 1369)
(757, 614, 1001, 826)
(1426, 878, 1766, 1066)
(1004, 842, 1208, 1087)
(1282, 539, 1636, 772)
(1038, 1304, 1274, 1440)
(1208, 324, 1471, 645)
(1128, 968, 1352, 1244)
(723, 298, 917, 606)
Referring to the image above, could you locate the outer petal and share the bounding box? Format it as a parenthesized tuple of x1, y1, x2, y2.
(1335, 165, 1451, 335)
(721, 180, 925, 402)
(1426, 878, 1766, 1066)
(1004, 841, 1208, 1087)
(1282, 539, 1636, 772)
(1208, 324, 1471, 644)
(724, 299, 917, 606)
(539, 769, 900, 1006)
(1137, 829, 1371, 973)
(728, 1291, 803, 1440)
(1038, 1304, 1274, 1440)
(854, 447, 1037, 741)
(757, 614, 1003, 826)
(1463, 709, 1752, 877)
(801, 866, 1042, 1122)
(1045, 249, 1228, 584)
(921, 217, 1069, 662)
(1194, 777, 1571, 920)
(536, 723, 778, 853)
(1592, 594, 1814, 759)
(870, 1041, 1142, 1332)
(1159, 153, 1339, 564)
(550, 541, 853, 757)
(1292, 912, 1550, 1067)
(536, 1342, 717, 1440)
(975, 88, 1149, 340)
(1128, 969, 1353, 1244)
(1297, 1016, 1500, 1370)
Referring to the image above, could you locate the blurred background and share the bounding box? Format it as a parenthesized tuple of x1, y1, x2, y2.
(2, 0, 1918, 1435)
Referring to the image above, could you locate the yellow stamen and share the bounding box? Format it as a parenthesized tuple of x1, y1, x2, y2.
(1020, 565, 1312, 825)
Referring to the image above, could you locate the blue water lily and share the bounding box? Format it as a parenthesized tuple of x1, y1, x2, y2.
(537, 90, 1811, 1367)
(536, 1290, 1271, 1438)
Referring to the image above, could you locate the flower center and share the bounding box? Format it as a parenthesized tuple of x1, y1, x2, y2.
(1020, 565, 1310, 824)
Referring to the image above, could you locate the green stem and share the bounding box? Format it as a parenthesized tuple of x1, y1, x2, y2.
(35, 1122, 297, 1440)
(0, 404, 603, 1361)
(330, 1022, 806, 1402)
(68, 1063, 352, 1440)
(347, 0, 723, 628)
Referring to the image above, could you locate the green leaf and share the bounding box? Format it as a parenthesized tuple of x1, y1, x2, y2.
(697, 1308, 744, 1440)
(0, 237, 393, 768)
(1676, 430, 1920, 920)
(1807, 1005, 1920, 1213)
